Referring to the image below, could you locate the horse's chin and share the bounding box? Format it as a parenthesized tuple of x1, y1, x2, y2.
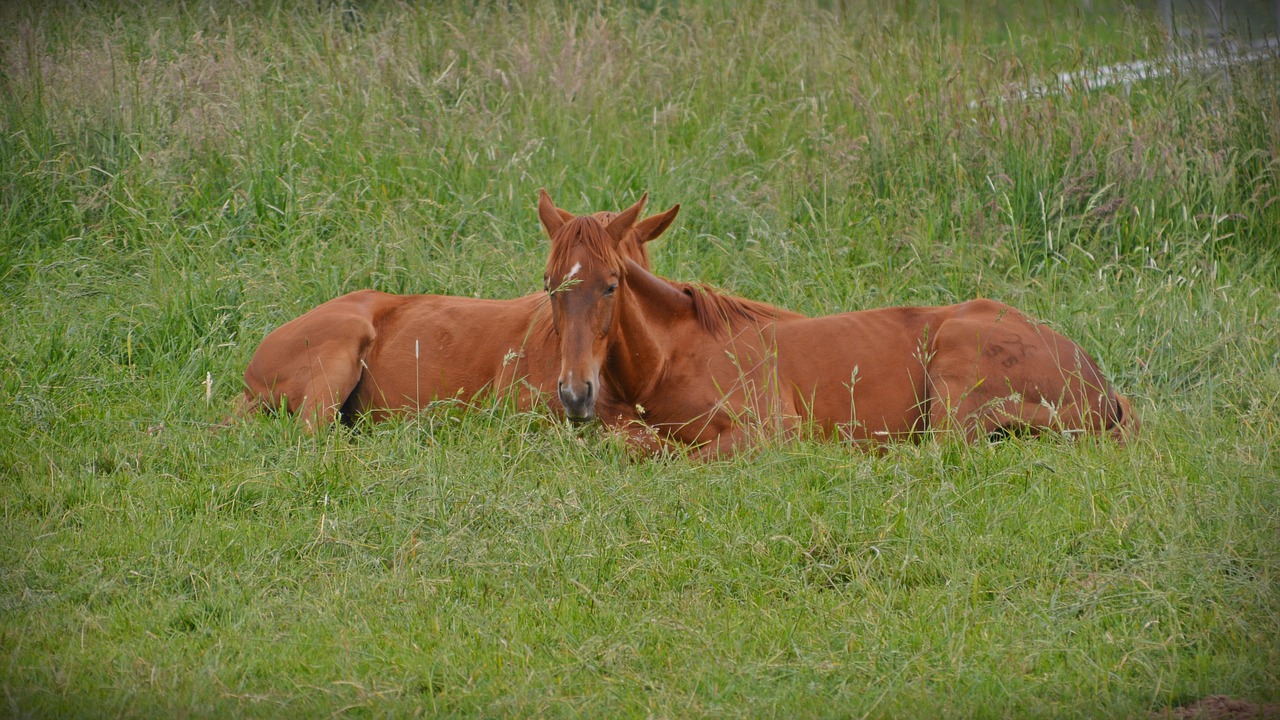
(559, 393, 597, 424)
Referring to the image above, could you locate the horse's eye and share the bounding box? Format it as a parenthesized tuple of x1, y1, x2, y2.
(604, 283, 618, 296)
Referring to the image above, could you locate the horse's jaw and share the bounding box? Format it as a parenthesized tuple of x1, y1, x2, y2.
(561, 403, 596, 424)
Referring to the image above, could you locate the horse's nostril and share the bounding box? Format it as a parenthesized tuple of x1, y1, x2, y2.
(585, 381, 593, 399)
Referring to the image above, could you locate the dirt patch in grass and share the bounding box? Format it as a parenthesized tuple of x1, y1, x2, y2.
(1155, 696, 1280, 719)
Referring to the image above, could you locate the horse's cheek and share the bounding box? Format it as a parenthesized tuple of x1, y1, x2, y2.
(599, 302, 615, 338)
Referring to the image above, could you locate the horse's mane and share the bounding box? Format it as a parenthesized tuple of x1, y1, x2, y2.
(529, 293, 556, 340)
(673, 280, 803, 336)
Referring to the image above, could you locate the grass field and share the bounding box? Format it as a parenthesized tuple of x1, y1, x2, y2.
(2, 0, 1278, 717)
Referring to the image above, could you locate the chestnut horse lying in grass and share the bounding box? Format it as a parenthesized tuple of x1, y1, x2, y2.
(237, 193, 679, 429)
(539, 199, 1137, 459)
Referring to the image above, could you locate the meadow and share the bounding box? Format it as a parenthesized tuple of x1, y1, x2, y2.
(1, 0, 1278, 717)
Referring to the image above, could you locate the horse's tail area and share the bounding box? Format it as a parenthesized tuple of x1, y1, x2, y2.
(1106, 391, 1139, 443)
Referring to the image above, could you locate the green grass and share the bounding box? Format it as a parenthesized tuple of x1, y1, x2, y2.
(2, 0, 1278, 717)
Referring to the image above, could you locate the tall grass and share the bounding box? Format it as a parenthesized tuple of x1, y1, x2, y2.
(1, 1, 1277, 717)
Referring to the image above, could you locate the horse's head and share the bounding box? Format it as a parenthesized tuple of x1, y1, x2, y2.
(538, 190, 679, 422)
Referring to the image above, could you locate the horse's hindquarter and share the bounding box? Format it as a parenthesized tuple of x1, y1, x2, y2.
(242, 289, 390, 421)
(926, 298, 1122, 435)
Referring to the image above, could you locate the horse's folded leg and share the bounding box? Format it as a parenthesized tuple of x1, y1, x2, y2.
(686, 427, 751, 461)
(261, 350, 365, 432)
(297, 382, 357, 431)
(607, 421, 672, 458)
(925, 380, 983, 444)
(205, 393, 249, 432)
(231, 390, 262, 419)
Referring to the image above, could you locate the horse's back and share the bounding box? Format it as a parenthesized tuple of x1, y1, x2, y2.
(771, 298, 1132, 441)
(774, 305, 949, 439)
(240, 288, 559, 422)
(348, 293, 556, 415)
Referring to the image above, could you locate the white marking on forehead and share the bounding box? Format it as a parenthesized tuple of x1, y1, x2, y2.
(566, 262, 581, 280)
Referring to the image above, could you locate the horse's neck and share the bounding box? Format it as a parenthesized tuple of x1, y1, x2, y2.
(606, 261, 695, 400)
(519, 294, 561, 371)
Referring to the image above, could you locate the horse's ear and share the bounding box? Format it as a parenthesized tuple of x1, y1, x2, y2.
(605, 192, 648, 243)
(633, 204, 680, 245)
(538, 189, 565, 237)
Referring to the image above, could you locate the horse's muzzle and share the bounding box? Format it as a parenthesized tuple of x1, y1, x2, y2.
(558, 379, 595, 423)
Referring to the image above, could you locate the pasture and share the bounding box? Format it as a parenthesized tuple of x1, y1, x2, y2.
(1, 0, 1278, 717)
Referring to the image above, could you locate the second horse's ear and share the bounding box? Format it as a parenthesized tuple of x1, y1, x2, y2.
(538, 188, 566, 237)
(605, 192, 648, 244)
(633, 204, 680, 245)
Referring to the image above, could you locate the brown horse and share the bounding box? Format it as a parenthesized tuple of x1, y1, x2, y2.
(540, 204, 1138, 458)
(237, 192, 680, 429)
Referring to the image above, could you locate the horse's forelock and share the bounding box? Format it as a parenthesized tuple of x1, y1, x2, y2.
(547, 215, 627, 278)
